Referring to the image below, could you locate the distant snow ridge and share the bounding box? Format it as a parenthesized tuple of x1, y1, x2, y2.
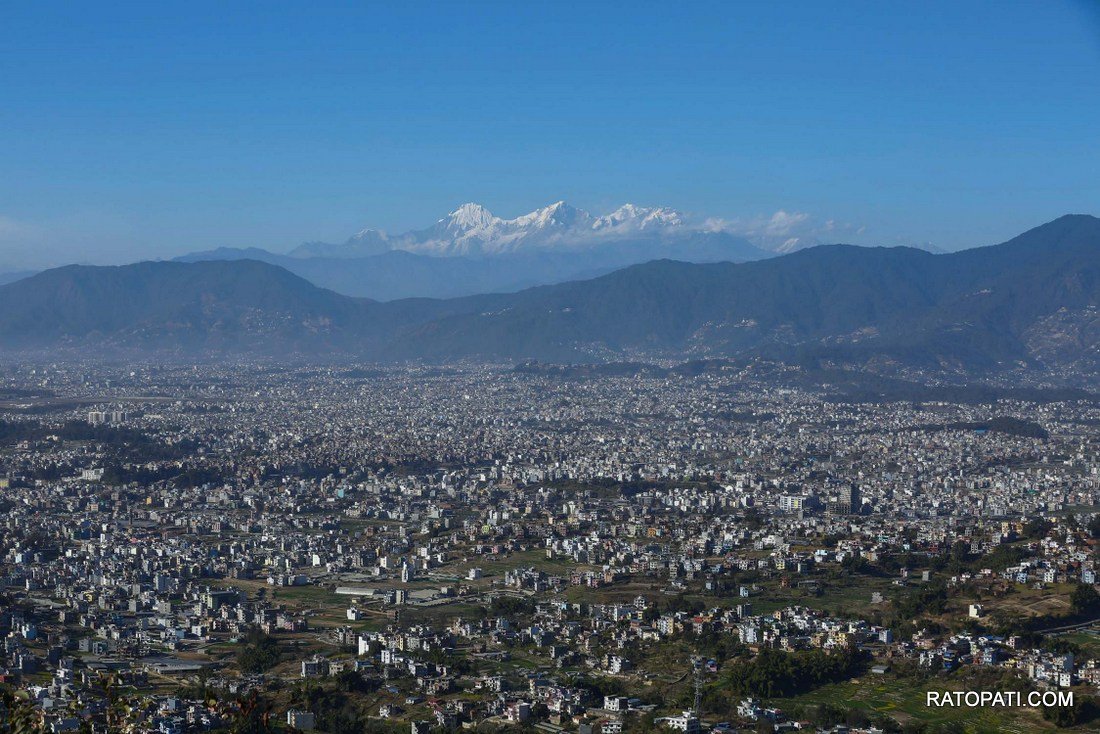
(294, 201, 697, 258)
(594, 204, 684, 231)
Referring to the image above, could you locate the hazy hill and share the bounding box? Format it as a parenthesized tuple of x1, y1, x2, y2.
(3, 215, 1098, 375)
(0, 260, 369, 353)
(176, 200, 770, 299)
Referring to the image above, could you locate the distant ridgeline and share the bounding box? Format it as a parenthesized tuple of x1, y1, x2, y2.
(0, 214, 1097, 381)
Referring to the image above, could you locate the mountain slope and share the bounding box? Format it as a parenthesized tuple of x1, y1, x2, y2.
(0, 260, 371, 353)
(375, 215, 1100, 368)
(0, 270, 36, 286)
(179, 230, 768, 301)
(174, 247, 649, 301)
(177, 201, 771, 300)
(3, 215, 1098, 374)
(377, 246, 948, 361)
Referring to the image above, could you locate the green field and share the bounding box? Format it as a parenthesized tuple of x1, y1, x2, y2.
(768, 675, 1057, 734)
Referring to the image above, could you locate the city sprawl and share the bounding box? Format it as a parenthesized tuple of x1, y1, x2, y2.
(1, 363, 1100, 733)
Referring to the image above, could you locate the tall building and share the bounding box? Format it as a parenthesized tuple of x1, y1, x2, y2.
(827, 485, 861, 516)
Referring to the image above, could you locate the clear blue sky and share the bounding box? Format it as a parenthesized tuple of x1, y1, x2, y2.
(1, 0, 1098, 267)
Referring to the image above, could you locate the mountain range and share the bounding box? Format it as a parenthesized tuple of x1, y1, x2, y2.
(290, 201, 744, 258)
(175, 202, 770, 299)
(1, 214, 1097, 377)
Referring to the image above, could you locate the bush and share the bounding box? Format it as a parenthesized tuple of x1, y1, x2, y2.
(237, 629, 281, 674)
(720, 647, 866, 699)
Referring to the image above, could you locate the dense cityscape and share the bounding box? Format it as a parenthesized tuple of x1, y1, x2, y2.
(4, 1, 1097, 733)
(1, 362, 1099, 733)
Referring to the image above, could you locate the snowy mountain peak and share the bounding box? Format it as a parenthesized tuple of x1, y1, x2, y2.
(611, 203, 645, 219)
(293, 200, 742, 259)
(442, 202, 499, 232)
(511, 201, 591, 230)
(641, 206, 684, 228)
(595, 204, 685, 231)
(348, 228, 389, 244)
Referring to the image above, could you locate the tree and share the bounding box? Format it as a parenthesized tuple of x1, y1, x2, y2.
(227, 691, 275, 734)
(490, 596, 535, 616)
(1043, 695, 1099, 728)
(0, 690, 47, 734)
(894, 581, 948, 620)
(237, 629, 281, 674)
(720, 647, 866, 699)
(1023, 518, 1052, 540)
(1071, 583, 1100, 616)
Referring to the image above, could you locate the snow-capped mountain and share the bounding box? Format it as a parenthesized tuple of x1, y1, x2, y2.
(291, 201, 713, 258)
(177, 201, 773, 298)
(593, 204, 684, 231)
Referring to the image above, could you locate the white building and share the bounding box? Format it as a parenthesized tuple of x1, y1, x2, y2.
(664, 712, 700, 734)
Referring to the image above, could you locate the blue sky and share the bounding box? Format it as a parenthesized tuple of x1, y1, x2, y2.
(1, 0, 1098, 267)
